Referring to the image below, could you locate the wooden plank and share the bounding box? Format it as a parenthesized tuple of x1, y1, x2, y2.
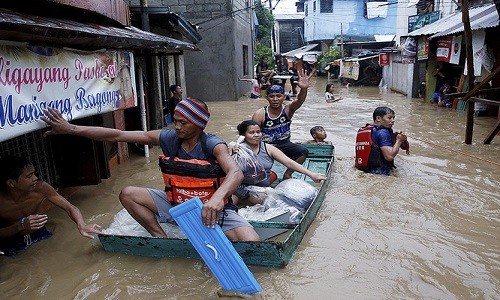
(249, 221, 296, 229)
(469, 97, 500, 106)
(483, 121, 500, 144)
(447, 87, 500, 99)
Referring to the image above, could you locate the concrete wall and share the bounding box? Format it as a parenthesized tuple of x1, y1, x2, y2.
(130, 0, 254, 101)
(183, 0, 253, 101)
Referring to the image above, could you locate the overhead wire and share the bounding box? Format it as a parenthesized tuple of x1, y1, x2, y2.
(411, 136, 500, 167)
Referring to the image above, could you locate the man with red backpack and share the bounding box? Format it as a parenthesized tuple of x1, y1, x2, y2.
(355, 107, 409, 175)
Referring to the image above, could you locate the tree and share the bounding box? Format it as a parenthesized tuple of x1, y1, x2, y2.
(318, 46, 344, 73)
(255, 0, 274, 46)
(254, 0, 274, 65)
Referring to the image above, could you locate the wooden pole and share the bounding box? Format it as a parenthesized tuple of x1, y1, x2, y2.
(462, 0, 475, 144)
(448, 67, 500, 100)
(484, 122, 500, 144)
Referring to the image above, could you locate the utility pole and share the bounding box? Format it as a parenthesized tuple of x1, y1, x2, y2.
(269, 0, 276, 53)
(340, 23, 344, 59)
(140, 0, 150, 31)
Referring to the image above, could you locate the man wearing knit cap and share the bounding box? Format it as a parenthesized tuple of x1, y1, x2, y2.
(252, 68, 313, 179)
(42, 98, 260, 241)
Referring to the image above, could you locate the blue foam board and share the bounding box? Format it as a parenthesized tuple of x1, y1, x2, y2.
(169, 198, 262, 294)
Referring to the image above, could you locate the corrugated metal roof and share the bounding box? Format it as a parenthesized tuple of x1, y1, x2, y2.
(407, 4, 499, 38)
(282, 44, 320, 59)
(0, 8, 196, 51)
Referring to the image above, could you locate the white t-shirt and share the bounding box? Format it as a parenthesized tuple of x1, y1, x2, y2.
(325, 92, 335, 100)
(251, 79, 261, 97)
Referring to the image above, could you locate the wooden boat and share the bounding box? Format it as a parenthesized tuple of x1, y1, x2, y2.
(98, 144, 334, 268)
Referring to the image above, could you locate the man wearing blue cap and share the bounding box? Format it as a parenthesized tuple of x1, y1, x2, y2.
(252, 68, 313, 179)
(42, 98, 260, 242)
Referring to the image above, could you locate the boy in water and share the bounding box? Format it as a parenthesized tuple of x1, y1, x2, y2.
(0, 156, 102, 255)
(304, 126, 333, 145)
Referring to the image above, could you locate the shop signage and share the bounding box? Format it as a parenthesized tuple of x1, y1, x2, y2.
(340, 60, 360, 80)
(401, 36, 417, 64)
(408, 11, 440, 33)
(436, 36, 461, 64)
(417, 36, 429, 60)
(0, 45, 137, 142)
(379, 53, 390, 66)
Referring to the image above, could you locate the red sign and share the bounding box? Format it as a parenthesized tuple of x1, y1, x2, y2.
(379, 53, 390, 66)
(436, 36, 453, 62)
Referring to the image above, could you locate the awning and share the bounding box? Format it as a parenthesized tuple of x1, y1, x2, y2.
(0, 8, 196, 51)
(344, 55, 379, 62)
(282, 44, 320, 59)
(408, 4, 499, 38)
(129, 7, 202, 44)
(407, 0, 419, 7)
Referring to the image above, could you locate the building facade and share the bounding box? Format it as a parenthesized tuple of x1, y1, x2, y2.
(129, 0, 256, 101)
(274, 14, 305, 54)
(0, 0, 193, 187)
(298, 0, 398, 43)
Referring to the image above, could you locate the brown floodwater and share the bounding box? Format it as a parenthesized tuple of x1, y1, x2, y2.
(1, 77, 499, 299)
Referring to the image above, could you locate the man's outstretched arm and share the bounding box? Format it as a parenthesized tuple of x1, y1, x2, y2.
(42, 107, 161, 146)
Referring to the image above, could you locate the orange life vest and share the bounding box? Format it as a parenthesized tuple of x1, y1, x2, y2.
(159, 134, 227, 205)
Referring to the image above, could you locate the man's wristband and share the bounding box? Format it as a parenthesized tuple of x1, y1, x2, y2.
(20, 217, 27, 230)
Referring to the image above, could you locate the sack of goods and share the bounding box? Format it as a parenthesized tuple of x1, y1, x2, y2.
(274, 179, 317, 211)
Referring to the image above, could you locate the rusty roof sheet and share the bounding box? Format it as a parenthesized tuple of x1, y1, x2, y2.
(0, 8, 196, 51)
(407, 4, 499, 38)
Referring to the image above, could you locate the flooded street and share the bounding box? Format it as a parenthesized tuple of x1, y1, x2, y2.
(1, 77, 499, 299)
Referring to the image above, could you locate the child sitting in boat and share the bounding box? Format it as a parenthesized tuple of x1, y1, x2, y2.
(304, 126, 333, 145)
(231, 120, 326, 206)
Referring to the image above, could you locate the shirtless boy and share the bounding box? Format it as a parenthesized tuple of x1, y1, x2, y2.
(0, 156, 102, 255)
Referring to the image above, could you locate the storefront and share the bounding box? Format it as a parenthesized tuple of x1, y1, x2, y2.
(0, 7, 194, 187)
(406, 4, 499, 102)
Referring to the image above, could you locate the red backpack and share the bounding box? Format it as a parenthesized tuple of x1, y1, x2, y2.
(355, 124, 382, 170)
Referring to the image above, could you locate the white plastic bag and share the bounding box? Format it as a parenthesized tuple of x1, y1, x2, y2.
(232, 142, 266, 184)
(274, 179, 318, 211)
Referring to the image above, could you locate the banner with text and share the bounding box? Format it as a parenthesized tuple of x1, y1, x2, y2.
(436, 36, 462, 64)
(340, 60, 360, 80)
(0, 45, 136, 142)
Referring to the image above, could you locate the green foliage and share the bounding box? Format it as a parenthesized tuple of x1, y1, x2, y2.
(255, 0, 274, 47)
(318, 46, 344, 72)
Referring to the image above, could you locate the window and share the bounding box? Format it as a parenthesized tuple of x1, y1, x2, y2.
(364, 0, 388, 18)
(320, 0, 333, 13)
(243, 45, 249, 76)
(313, 1, 316, 12)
